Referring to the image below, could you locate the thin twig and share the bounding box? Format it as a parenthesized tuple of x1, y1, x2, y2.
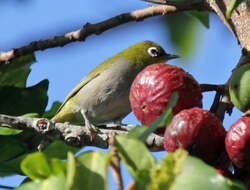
(210, 91, 222, 113)
(0, 0, 248, 63)
(142, 0, 167, 4)
(243, 110, 250, 117)
(109, 134, 124, 190)
(215, 93, 233, 121)
(126, 181, 135, 190)
(0, 1, 207, 63)
(200, 84, 225, 93)
(143, 0, 201, 7)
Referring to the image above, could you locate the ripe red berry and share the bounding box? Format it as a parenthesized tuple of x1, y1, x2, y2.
(225, 117, 250, 169)
(164, 107, 226, 163)
(129, 63, 202, 131)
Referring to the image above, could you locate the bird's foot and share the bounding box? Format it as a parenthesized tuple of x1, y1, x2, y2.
(86, 123, 99, 142)
(81, 109, 98, 142)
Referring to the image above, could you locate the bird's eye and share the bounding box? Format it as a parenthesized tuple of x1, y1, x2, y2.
(147, 47, 159, 57)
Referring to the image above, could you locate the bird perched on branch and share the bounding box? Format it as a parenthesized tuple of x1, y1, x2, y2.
(52, 41, 178, 134)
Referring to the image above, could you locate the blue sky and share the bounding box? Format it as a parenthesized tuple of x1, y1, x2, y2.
(0, 0, 242, 189)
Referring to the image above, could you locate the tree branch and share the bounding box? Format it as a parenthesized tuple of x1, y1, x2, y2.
(200, 84, 225, 92)
(210, 91, 222, 113)
(0, 114, 164, 151)
(0, 1, 207, 63)
(200, 83, 233, 120)
(215, 92, 233, 121)
(199, 81, 233, 121)
(0, 83, 234, 151)
(126, 181, 135, 190)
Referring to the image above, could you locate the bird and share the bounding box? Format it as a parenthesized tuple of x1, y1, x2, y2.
(51, 41, 178, 134)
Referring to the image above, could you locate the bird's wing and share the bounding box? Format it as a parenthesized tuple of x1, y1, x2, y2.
(55, 56, 121, 113)
(56, 71, 101, 113)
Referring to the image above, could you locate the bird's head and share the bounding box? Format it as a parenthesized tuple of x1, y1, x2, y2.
(119, 41, 179, 69)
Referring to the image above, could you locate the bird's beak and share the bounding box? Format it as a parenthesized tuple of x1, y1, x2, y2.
(163, 53, 179, 60)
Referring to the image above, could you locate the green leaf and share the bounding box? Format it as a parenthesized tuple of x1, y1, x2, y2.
(115, 135, 156, 178)
(188, 11, 209, 28)
(16, 179, 43, 190)
(0, 154, 28, 176)
(0, 142, 74, 177)
(66, 152, 76, 189)
(171, 0, 210, 27)
(42, 101, 62, 119)
(171, 155, 246, 190)
(22, 113, 40, 118)
(71, 151, 112, 190)
(18, 152, 69, 190)
(0, 79, 48, 116)
(127, 125, 148, 139)
(226, 0, 245, 18)
(129, 92, 178, 142)
(0, 136, 26, 162)
(146, 150, 246, 190)
(164, 13, 198, 57)
(134, 169, 151, 190)
(40, 174, 66, 190)
(20, 177, 32, 185)
(0, 54, 36, 88)
(21, 152, 67, 180)
(43, 140, 79, 160)
(49, 159, 67, 176)
(146, 150, 187, 190)
(21, 152, 51, 180)
(0, 129, 49, 177)
(0, 126, 22, 135)
(17, 173, 67, 190)
(0, 130, 39, 176)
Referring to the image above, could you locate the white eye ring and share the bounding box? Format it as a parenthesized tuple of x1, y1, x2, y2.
(147, 47, 159, 57)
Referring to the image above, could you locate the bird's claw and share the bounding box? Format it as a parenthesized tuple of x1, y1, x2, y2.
(85, 123, 99, 142)
(81, 109, 99, 142)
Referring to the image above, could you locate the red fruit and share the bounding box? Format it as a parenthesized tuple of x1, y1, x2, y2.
(129, 63, 202, 131)
(225, 117, 250, 169)
(164, 107, 226, 163)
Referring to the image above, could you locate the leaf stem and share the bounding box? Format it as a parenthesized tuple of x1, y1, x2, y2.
(109, 134, 124, 190)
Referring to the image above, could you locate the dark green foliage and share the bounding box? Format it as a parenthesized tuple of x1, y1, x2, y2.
(0, 54, 51, 177)
(17, 151, 111, 190)
(0, 54, 35, 87)
(164, 7, 209, 57)
(0, 79, 48, 116)
(0, 53, 49, 116)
